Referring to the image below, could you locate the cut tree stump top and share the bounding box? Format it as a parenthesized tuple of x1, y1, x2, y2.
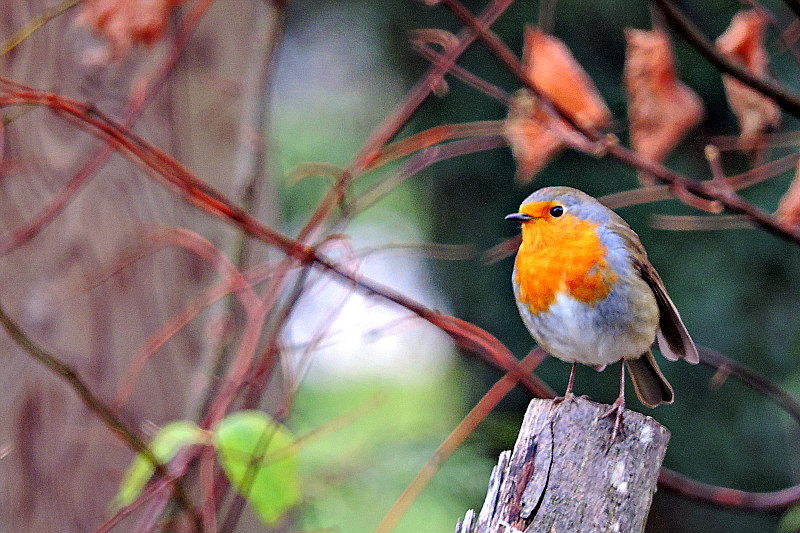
(457, 397, 670, 533)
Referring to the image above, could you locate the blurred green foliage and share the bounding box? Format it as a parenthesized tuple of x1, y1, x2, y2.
(276, 0, 800, 531)
(116, 414, 301, 528)
(214, 411, 301, 527)
(115, 421, 205, 508)
(291, 375, 494, 532)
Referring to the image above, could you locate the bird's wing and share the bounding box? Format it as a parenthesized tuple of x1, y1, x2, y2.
(610, 222, 699, 364)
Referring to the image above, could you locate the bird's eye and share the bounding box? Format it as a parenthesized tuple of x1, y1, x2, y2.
(549, 205, 564, 217)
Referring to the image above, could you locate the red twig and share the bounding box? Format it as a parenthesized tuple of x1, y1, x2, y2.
(112, 227, 262, 409)
(296, 0, 514, 244)
(200, 444, 218, 533)
(0, 85, 553, 405)
(376, 347, 550, 533)
(0, 302, 202, 530)
(411, 40, 511, 104)
(353, 134, 507, 215)
(658, 468, 800, 510)
(658, 346, 800, 510)
(437, 0, 800, 247)
(91, 475, 178, 533)
(653, 0, 800, 118)
(0, 0, 216, 256)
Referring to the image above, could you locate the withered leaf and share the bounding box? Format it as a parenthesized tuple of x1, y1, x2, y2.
(624, 28, 704, 184)
(504, 90, 565, 183)
(524, 26, 611, 131)
(716, 10, 780, 151)
(505, 26, 611, 184)
(777, 159, 800, 227)
(77, 0, 185, 60)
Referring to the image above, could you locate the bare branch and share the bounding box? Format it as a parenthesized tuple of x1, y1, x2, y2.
(377, 348, 550, 533)
(0, 301, 201, 526)
(653, 0, 800, 118)
(438, 0, 800, 247)
(0, 0, 216, 256)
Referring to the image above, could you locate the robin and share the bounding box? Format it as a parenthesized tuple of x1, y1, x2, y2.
(506, 186, 698, 437)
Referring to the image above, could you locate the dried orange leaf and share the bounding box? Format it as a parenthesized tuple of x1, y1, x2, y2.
(777, 160, 800, 226)
(624, 28, 704, 184)
(524, 26, 611, 131)
(505, 27, 611, 184)
(504, 90, 565, 183)
(76, 0, 185, 59)
(716, 10, 780, 151)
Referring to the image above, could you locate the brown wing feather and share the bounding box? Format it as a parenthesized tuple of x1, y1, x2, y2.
(635, 258, 699, 363)
(608, 220, 699, 364)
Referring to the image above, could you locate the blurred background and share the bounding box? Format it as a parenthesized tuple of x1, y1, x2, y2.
(2, 0, 800, 531)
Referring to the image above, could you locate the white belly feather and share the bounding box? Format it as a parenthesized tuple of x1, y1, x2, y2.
(514, 270, 659, 370)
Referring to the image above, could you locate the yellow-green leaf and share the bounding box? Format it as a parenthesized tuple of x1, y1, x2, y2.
(114, 420, 204, 508)
(214, 410, 300, 527)
(779, 504, 800, 533)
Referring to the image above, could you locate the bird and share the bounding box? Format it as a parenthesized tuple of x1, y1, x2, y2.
(506, 186, 698, 438)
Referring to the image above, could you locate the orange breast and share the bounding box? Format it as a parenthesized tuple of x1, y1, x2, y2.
(514, 211, 618, 314)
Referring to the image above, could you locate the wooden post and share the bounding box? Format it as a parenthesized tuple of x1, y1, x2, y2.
(456, 398, 670, 533)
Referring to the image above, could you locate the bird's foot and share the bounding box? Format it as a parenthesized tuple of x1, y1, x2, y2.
(548, 392, 592, 418)
(552, 391, 575, 405)
(548, 391, 575, 417)
(599, 397, 626, 440)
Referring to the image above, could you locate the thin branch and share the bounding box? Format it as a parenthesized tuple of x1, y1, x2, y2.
(91, 474, 179, 533)
(228, 0, 287, 270)
(742, 0, 800, 67)
(658, 349, 800, 510)
(0, 0, 216, 255)
(113, 227, 262, 409)
(779, 0, 800, 24)
(701, 346, 800, 423)
(0, 301, 200, 526)
(0, 302, 153, 460)
(0, 86, 552, 401)
(353, 134, 507, 214)
(538, 0, 556, 34)
(649, 214, 754, 230)
(355, 241, 477, 261)
(366, 121, 505, 171)
(296, 0, 514, 244)
(726, 150, 799, 188)
(411, 41, 511, 104)
(376, 348, 550, 533)
(0, 0, 82, 56)
(653, 0, 800, 118)
(659, 468, 800, 511)
(437, 0, 800, 247)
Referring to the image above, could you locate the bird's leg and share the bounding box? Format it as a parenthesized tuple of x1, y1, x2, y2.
(565, 361, 577, 401)
(552, 362, 577, 405)
(600, 363, 626, 439)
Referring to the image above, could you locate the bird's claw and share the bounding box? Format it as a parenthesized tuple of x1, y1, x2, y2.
(599, 398, 626, 440)
(552, 391, 575, 405)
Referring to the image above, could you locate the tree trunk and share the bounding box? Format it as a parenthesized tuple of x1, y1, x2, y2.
(457, 397, 670, 533)
(0, 2, 279, 530)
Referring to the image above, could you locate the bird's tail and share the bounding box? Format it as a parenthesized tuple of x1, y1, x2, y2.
(625, 351, 674, 408)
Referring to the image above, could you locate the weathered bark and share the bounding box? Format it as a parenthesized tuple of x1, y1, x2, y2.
(457, 398, 670, 533)
(0, 2, 279, 530)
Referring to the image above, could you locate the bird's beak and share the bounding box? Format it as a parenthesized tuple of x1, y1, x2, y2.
(505, 212, 534, 223)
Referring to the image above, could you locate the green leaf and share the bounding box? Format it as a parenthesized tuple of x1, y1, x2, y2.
(779, 504, 800, 533)
(115, 420, 204, 508)
(213, 410, 300, 527)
